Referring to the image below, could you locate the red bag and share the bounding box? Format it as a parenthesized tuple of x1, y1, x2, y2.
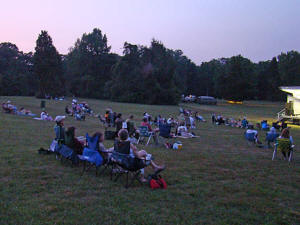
(149, 175, 167, 189)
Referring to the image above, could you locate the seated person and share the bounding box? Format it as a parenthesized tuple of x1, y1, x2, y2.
(189, 116, 196, 129)
(90, 132, 114, 162)
(241, 117, 248, 128)
(141, 117, 159, 144)
(115, 129, 165, 182)
(115, 113, 124, 134)
(195, 112, 206, 122)
(216, 116, 225, 125)
(141, 117, 159, 133)
(65, 106, 73, 116)
(65, 127, 84, 155)
(41, 111, 53, 121)
(278, 128, 293, 159)
(261, 120, 269, 130)
(54, 116, 66, 145)
(211, 113, 216, 124)
(177, 122, 194, 138)
(126, 115, 139, 139)
(75, 112, 85, 121)
(246, 124, 261, 144)
(167, 117, 174, 125)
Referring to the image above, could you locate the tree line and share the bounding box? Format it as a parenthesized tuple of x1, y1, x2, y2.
(1, 28, 300, 104)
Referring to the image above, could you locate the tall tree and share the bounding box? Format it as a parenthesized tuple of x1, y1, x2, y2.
(0, 42, 35, 96)
(66, 28, 117, 98)
(217, 55, 254, 101)
(33, 30, 64, 98)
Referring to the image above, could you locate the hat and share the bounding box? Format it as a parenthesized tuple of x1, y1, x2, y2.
(55, 115, 66, 122)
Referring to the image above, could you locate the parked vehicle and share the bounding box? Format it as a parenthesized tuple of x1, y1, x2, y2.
(197, 96, 217, 105)
(182, 95, 196, 102)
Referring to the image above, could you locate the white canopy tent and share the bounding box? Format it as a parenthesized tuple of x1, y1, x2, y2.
(280, 86, 300, 115)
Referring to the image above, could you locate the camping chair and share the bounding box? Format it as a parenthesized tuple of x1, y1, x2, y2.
(244, 132, 256, 145)
(137, 126, 154, 146)
(110, 140, 146, 188)
(57, 144, 79, 166)
(241, 119, 248, 128)
(110, 140, 147, 188)
(158, 123, 173, 144)
(78, 133, 104, 176)
(110, 152, 146, 188)
(272, 138, 295, 162)
(265, 132, 279, 148)
(261, 120, 269, 131)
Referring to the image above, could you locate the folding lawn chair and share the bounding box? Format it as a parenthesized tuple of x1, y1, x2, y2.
(110, 140, 147, 188)
(261, 120, 270, 131)
(56, 144, 79, 166)
(265, 132, 279, 148)
(272, 138, 295, 162)
(245, 132, 256, 146)
(158, 123, 174, 144)
(137, 126, 154, 146)
(110, 152, 146, 188)
(78, 133, 104, 176)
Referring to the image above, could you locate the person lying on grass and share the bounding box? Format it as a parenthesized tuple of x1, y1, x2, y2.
(116, 129, 165, 182)
(177, 122, 195, 138)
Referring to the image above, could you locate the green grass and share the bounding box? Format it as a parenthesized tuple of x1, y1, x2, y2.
(0, 96, 299, 225)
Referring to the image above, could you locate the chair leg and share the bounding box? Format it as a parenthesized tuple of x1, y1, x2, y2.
(114, 172, 123, 182)
(81, 161, 86, 176)
(146, 135, 152, 146)
(127, 171, 142, 188)
(272, 146, 277, 161)
(288, 150, 293, 162)
(125, 172, 129, 188)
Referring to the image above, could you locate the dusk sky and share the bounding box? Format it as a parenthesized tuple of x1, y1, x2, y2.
(1, 0, 300, 64)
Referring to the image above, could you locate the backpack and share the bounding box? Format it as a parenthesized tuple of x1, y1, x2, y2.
(147, 174, 167, 189)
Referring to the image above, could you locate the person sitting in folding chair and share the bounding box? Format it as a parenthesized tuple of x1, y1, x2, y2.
(266, 127, 279, 148)
(273, 128, 294, 161)
(126, 115, 140, 141)
(54, 116, 66, 145)
(65, 127, 84, 155)
(246, 124, 261, 144)
(115, 113, 124, 136)
(114, 129, 165, 183)
(140, 117, 159, 145)
(97, 132, 114, 163)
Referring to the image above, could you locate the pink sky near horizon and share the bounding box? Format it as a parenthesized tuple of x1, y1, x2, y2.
(1, 0, 300, 64)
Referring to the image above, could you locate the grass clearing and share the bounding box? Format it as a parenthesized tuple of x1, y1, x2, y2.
(0, 97, 299, 225)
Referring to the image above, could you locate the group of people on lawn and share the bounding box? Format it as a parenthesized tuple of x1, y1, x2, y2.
(54, 115, 165, 182)
(99, 110, 200, 141)
(65, 99, 93, 121)
(2, 100, 35, 116)
(211, 113, 249, 128)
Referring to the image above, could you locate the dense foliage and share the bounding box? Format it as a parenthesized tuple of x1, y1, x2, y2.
(1, 28, 300, 103)
(33, 31, 64, 98)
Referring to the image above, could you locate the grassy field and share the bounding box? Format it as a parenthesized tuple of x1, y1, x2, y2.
(0, 96, 299, 225)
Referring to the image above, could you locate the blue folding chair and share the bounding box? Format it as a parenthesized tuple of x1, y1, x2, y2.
(245, 132, 256, 145)
(265, 132, 279, 148)
(137, 126, 153, 146)
(79, 133, 103, 176)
